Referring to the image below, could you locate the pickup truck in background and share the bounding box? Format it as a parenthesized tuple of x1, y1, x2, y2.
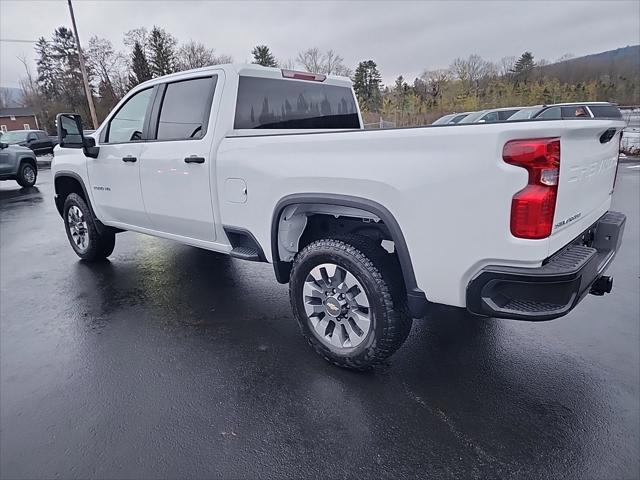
(1, 129, 55, 156)
(52, 64, 626, 370)
(0, 141, 38, 187)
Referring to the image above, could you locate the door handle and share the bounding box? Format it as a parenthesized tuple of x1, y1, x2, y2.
(184, 156, 205, 164)
(122, 155, 137, 163)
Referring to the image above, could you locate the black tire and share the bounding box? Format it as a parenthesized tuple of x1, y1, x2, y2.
(289, 236, 413, 370)
(16, 162, 37, 187)
(63, 193, 115, 261)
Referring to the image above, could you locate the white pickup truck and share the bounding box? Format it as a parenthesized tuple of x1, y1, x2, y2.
(53, 64, 626, 369)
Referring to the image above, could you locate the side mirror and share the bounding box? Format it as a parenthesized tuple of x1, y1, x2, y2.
(56, 113, 99, 158)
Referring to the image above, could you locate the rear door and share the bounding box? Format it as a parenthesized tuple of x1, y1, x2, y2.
(138, 75, 219, 241)
(549, 120, 626, 254)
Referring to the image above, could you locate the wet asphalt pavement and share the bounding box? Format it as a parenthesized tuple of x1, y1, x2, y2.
(1, 164, 639, 479)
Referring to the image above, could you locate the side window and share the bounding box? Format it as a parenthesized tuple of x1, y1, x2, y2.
(37, 131, 47, 139)
(156, 77, 216, 141)
(106, 88, 153, 143)
(588, 105, 622, 119)
(482, 112, 499, 122)
(537, 107, 561, 120)
(498, 110, 517, 120)
(561, 106, 589, 118)
(27, 132, 37, 141)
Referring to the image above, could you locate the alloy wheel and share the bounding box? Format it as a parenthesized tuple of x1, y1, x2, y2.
(303, 263, 371, 349)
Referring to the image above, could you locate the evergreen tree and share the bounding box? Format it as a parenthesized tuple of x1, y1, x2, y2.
(511, 51, 536, 84)
(352, 60, 382, 112)
(130, 41, 152, 86)
(394, 75, 410, 117)
(35, 37, 58, 98)
(251, 45, 277, 67)
(148, 26, 177, 77)
(51, 26, 91, 115)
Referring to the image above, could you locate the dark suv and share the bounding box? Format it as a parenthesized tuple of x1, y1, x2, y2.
(0, 129, 54, 156)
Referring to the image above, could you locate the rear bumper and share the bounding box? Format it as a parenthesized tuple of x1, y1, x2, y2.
(466, 211, 626, 321)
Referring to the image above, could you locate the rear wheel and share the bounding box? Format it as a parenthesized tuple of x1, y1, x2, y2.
(289, 237, 412, 370)
(16, 162, 37, 187)
(63, 193, 115, 261)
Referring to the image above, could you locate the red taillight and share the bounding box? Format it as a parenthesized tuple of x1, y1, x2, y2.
(503, 137, 560, 239)
(281, 69, 326, 82)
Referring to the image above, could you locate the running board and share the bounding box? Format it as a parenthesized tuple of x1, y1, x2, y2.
(224, 226, 266, 262)
(230, 246, 262, 261)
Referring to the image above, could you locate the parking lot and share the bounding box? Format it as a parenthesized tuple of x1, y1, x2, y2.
(1, 162, 638, 479)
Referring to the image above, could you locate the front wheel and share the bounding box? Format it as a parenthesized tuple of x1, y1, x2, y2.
(63, 193, 115, 261)
(289, 237, 412, 370)
(16, 162, 37, 187)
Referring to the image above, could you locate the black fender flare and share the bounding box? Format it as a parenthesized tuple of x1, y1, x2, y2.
(18, 156, 37, 169)
(271, 193, 429, 318)
(53, 171, 120, 235)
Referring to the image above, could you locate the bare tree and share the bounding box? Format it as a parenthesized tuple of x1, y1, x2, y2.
(177, 40, 217, 70)
(499, 56, 517, 77)
(17, 54, 49, 128)
(297, 47, 323, 73)
(123, 27, 150, 55)
(87, 36, 127, 102)
(17, 54, 38, 102)
(451, 54, 491, 84)
(0, 88, 12, 108)
(215, 54, 233, 65)
(296, 48, 352, 76)
(278, 58, 296, 70)
(323, 49, 352, 76)
(420, 69, 450, 107)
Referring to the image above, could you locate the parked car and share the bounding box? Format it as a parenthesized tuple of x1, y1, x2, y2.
(52, 64, 626, 370)
(0, 141, 38, 187)
(509, 102, 622, 121)
(0, 129, 54, 155)
(432, 112, 472, 125)
(459, 107, 522, 123)
(432, 113, 455, 125)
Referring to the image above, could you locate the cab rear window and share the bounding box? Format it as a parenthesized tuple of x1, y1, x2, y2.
(234, 76, 360, 129)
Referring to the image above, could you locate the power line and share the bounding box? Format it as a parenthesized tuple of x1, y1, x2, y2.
(0, 38, 40, 44)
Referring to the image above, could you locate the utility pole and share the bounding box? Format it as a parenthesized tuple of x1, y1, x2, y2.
(67, 0, 98, 129)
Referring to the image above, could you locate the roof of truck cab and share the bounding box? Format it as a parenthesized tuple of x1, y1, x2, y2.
(135, 63, 353, 89)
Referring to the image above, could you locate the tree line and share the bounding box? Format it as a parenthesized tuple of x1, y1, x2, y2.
(17, 26, 638, 132)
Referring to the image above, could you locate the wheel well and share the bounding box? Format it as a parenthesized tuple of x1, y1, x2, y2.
(271, 195, 430, 318)
(54, 175, 86, 216)
(19, 157, 36, 169)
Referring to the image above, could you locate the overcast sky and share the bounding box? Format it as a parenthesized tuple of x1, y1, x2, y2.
(1, 0, 639, 88)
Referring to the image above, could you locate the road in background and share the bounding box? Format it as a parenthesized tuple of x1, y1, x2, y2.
(1, 163, 638, 479)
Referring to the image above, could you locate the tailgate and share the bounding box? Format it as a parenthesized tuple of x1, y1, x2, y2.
(549, 120, 626, 255)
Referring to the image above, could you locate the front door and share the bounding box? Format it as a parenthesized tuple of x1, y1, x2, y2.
(0, 148, 10, 175)
(87, 87, 155, 228)
(139, 76, 218, 241)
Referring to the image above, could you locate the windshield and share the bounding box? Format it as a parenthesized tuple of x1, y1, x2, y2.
(508, 107, 542, 120)
(431, 114, 454, 125)
(458, 111, 486, 124)
(450, 113, 469, 123)
(1, 131, 28, 143)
